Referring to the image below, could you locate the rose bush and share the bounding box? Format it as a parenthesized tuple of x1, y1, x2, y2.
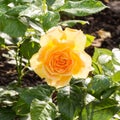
(30, 26, 92, 88)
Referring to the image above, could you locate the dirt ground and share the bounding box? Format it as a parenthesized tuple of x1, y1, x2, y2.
(0, 0, 120, 86)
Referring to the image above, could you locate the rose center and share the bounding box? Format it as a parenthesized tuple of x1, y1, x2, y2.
(48, 50, 73, 74)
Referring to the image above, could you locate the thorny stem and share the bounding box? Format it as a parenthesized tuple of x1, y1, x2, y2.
(15, 38, 31, 87)
(15, 42, 23, 86)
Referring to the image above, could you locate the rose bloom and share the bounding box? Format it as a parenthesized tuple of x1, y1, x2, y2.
(30, 26, 92, 88)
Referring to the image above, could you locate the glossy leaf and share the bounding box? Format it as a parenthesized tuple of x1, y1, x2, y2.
(0, 37, 5, 46)
(41, 11, 60, 31)
(92, 61, 103, 74)
(0, 107, 16, 120)
(0, 4, 10, 15)
(92, 48, 112, 62)
(30, 99, 57, 120)
(6, 5, 28, 17)
(0, 0, 16, 4)
(85, 34, 95, 47)
(112, 71, 120, 82)
(93, 99, 119, 120)
(20, 4, 43, 18)
(57, 85, 86, 120)
(98, 54, 112, 65)
(112, 48, 120, 65)
(82, 99, 119, 120)
(0, 15, 27, 37)
(59, 20, 89, 27)
(92, 48, 112, 75)
(47, 0, 65, 10)
(20, 85, 54, 104)
(20, 38, 40, 59)
(61, 0, 107, 16)
(12, 99, 30, 116)
(87, 75, 111, 99)
(101, 86, 119, 99)
(17, 0, 34, 3)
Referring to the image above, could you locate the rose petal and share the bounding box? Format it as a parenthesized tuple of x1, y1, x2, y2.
(56, 75, 72, 88)
(64, 28, 86, 51)
(73, 51, 92, 78)
(30, 53, 46, 78)
(40, 26, 63, 47)
(46, 75, 72, 88)
(30, 27, 92, 88)
(71, 52, 85, 74)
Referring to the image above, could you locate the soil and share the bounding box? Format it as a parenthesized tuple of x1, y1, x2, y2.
(75, 0, 120, 56)
(0, 0, 120, 87)
(0, 50, 43, 87)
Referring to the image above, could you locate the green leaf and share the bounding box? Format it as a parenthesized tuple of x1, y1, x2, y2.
(0, 3, 10, 15)
(59, 20, 89, 27)
(41, 11, 60, 31)
(30, 99, 57, 120)
(93, 99, 119, 120)
(82, 99, 119, 120)
(57, 85, 86, 120)
(103, 61, 114, 76)
(20, 38, 40, 59)
(101, 86, 119, 99)
(12, 99, 30, 116)
(16, 0, 34, 3)
(47, 0, 65, 10)
(112, 71, 120, 82)
(87, 75, 111, 99)
(20, 4, 43, 18)
(85, 34, 95, 47)
(20, 85, 54, 104)
(0, 15, 27, 37)
(0, 37, 5, 46)
(98, 54, 112, 65)
(92, 61, 103, 74)
(92, 48, 112, 62)
(112, 48, 120, 65)
(92, 48, 114, 76)
(61, 0, 107, 17)
(6, 5, 28, 17)
(0, 0, 16, 5)
(0, 107, 16, 120)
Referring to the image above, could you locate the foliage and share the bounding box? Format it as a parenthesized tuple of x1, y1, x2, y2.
(0, 0, 120, 120)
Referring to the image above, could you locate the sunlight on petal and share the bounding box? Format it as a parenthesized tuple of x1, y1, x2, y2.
(64, 28, 86, 51)
(30, 53, 46, 78)
(46, 75, 72, 88)
(73, 51, 92, 78)
(40, 26, 63, 47)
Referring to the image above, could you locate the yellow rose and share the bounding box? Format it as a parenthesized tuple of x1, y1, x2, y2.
(30, 26, 92, 88)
